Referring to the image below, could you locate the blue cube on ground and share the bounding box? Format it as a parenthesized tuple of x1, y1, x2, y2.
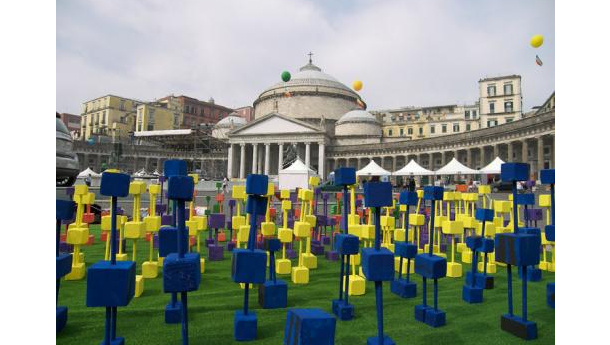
(164, 159, 187, 177)
(56, 199, 75, 221)
(501, 163, 530, 182)
(247, 195, 268, 215)
(475, 208, 494, 222)
(158, 227, 188, 257)
(86, 260, 136, 307)
(167, 176, 194, 201)
(415, 254, 447, 279)
(246, 174, 269, 195)
(163, 253, 201, 292)
(334, 234, 359, 255)
(209, 213, 226, 229)
(516, 193, 535, 206)
(100, 172, 130, 197)
(479, 238, 495, 253)
(466, 236, 482, 251)
(414, 304, 430, 323)
(165, 301, 182, 324)
(466, 271, 494, 289)
(235, 310, 258, 341)
(363, 182, 393, 207)
(423, 186, 444, 201)
(334, 167, 356, 186)
(391, 279, 416, 298)
(56, 306, 68, 332)
(547, 282, 555, 308)
(258, 280, 288, 309)
(395, 242, 417, 259)
(545, 225, 555, 241)
(424, 308, 446, 327)
(399, 191, 418, 206)
(501, 314, 537, 340)
(495, 233, 541, 266)
(366, 335, 396, 345)
(540, 169, 555, 184)
(264, 238, 282, 252)
(284, 308, 336, 345)
(518, 266, 542, 282)
(462, 285, 483, 303)
(361, 248, 395, 281)
(57, 253, 73, 279)
(232, 249, 266, 283)
(332, 300, 354, 321)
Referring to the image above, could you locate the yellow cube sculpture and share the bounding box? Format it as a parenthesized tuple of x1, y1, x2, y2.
(101, 215, 112, 231)
(276, 258, 291, 275)
(394, 257, 414, 273)
(261, 222, 275, 236)
(494, 200, 511, 213)
(409, 214, 425, 226)
(348, 224, 362, 237)
(134, 275, 144, 298)
(399, 205, 407, 212)
(462, 250, 473, 263)
(476, 222, 496, 237)
(394, 228, 406, 242)
(301, 253, 317, 269)
(442, 221, 464, 235)
(434, 216, 447, 228)
(291, 266, 309, 284)
(233, 185, 246, 200)
(193, 215, 208, 230)
(360, 224, 375, 240)
(344, 275, 366, 296)
(282, 200, 292, 211)
(478, 185, 491, 194)
(186, 220, 199, 236)
(539, 195, 551, 208)
(74, 185, 88, 196)
(294, 221, 311, 238)
(125, 221, 146, 239)
(304, 214, 317, 228)
(278, 228, 293, 243)
(380, 216, 395, 230)
(237, 225, 250, 243)
(64, 263, 86, 280)
(145, 216, 161, 232)
(447, 262, 462, 278)
(129, 181, 147, 195)
(444, 191, 455, 201)
(309, 176, 320, 186)
(67, 227, 89, 245)
(281, 189, 291, 199)
(232, 215, 245, 230)
(478, 261, 497, 274)
(142, 261, 158, 279)
(462, 216, 477, 229)
(348, 214, 360, 226)
(416, 190, 423, 199)
(82, 192, 96, 205)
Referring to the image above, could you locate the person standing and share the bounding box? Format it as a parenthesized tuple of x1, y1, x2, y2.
(408, 176, 416, 192)
(84, 173, 92, 187)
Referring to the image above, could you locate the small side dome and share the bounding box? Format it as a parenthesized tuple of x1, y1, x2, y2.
(336, 109, 379, 125)
(212, 113, 246, 139)
(335, 109, 381, 137)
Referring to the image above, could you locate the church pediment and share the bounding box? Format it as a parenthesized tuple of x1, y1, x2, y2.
(229, 113, 322, 136)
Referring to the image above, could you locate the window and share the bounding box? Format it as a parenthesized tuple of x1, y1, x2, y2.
(442, 124, 447, 133)
(504, 101, 513, 113)
(400, 128, 404, 136)
(472, 110, 477, 117)
(466, 124, 471, 131)
(453, 123, 459, 132)
(419, 127, 423, 135)
(120, 100, 125, 111)
(506, 118, 514, 123)
(137, 109, 143, 123)
(504, 83, 513, 95)
(544, 147, 550, 154)
(408, 127, 413, 135)
(388, 129, 393, 136)
(430, 125, 435, 134)
(487, 120, 498, 127)
(149, 109, 155, 124)
(465, 110, 470, 119)
(102, 111, 106, 124)
(174, 114, 180, 126)
(487, 85, 496, 96)
(489, 102, 495, 114)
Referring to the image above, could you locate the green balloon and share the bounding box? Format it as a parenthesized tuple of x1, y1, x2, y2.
(281, 71, 291, 82)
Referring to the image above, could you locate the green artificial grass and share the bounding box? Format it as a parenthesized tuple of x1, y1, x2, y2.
(57, 225, 555, 345)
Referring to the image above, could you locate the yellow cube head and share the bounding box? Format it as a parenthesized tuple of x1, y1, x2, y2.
(380, 216, 395, 229)
(261, 222, 275, 236)
(293, 221, 311, 237)
(442, 220, 464, 235)
(434, 216, 447, 228)
(301, 189, 313, 201)
(186, 220, 199, 236)
(416, 190, 423, 199)
(478, 185, 491, 194)
(266, 182, 275, 197)
(142, 261, 159, 279)
(125, 221, 146, 239)
(469, 193, 480, 202)
(282, 200, 292, 211)
(232, 215, 245, 230)
(188, 173, 199, 184)
(134, 275, 144, 297)
(297, 189, 304, 200)
(395, 228, 406, 242)
(301, 253, 317, 269)
(361, 224, 375, 239)
(350, 253, 361, 266)
(278, 228, 293, 243)
(74, 185, 88, 196)
(409, 214, 425, 226)
(308, 176, 320, 187)
(508, 194, 513, 201)
(105, 169, 120, 173)
(348, 214, 360, 226)
(539, 195, 551, 208)
(129, 181, 147, 195)
(101, 215, 112, 231)
(493, 216, 504, 228)
(291, 266, 309, 284)
(232, 185, 246, 200)
(348, 224, 362, 237)
(67, 227, 90, 245)
(276, 258, 291, 275)
(462, 216, 477, 229)
(304, 214, 317, 228)
(148, 184, 161, 195)
(443, 191, 454, 201)
(477, 222, 496, 237)
(281, 189, 291, 199)
(494, 200, 511, 213)
(399, 204, 407, 212)
(193, 215, 207, 230)
(82, 192, 96, 204)
(237, 225, 250, 242)
(144, 216, 161, 232)
(119, 215, 128, 225)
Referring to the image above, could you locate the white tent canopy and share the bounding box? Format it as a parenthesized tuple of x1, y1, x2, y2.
(77, 167, 101, 178)
(393, 159, 435, 176)
(278, 158, 317, 190)
(134, 168, 149, 177)
(356, 160, 391, 176)
(479, 156, 505, 174)
(435, 158, 479, 175)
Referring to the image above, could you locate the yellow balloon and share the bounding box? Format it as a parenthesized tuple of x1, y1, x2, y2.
(530, 34, 544, 48)
(352, 80, 363, 91)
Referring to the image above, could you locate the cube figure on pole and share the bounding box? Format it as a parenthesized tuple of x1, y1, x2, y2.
(362, 182, 395, 345)
(331, 168, 360, 321)
(540, 169, 555, 308)
(57, 199, 75, 332)
(258, 238, 288, 309)
(86, 171, 135, 345)
(414, 186, 447, 328)
(515, 193, 542, 282)
(283, 308, 337, 345)
(231, 174, 268, 341)
(462, 208, 494, 303)
(391, 191, 418, 299)
(495, 163, 540, 340)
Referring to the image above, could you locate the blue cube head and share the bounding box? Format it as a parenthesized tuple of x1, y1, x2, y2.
(284, 308, 336, 345)
(158, 227, 188, 257)
(494, 233, 541, 266)
(395, 241, 417, 259)
(414, 253, 447, 279)
(475, 208, 494, 222)
(246, 174, 269, 195)
(545, 225, 555, 241)
(163, 253, 201, 292)
(100, 172, 130, 197)
(56, 253, 72, 279)
(264, 238, 282, 252)
(466, 236, 483, 251)
(423, 186, 444, 201)
(399, 191, 418, 206)
(246, 195, 268, 216)
(86, 260, 136, 307)
(167, 175, 194, 201)
(231, 249, 267, 283)
(540, 169, 555, 184)
(164, 159, 187, 177)
(208, 213, 226, 229)
(518, 227, 541, 237)
(501, 163, 530, 182)
(363, 182, 393, 208)
(334, 233, 359, 255)
(361, 248, 395, 281)
(516, 193, 535, 206)
(479, 238, 495, 253)
(334, 167, 356, 186)
(56, 199, 75, 221)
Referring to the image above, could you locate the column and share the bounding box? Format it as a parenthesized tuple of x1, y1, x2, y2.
(144, 157, 150, 172)
(479, 147, 485, 167)
(83, 153, 89, 170)
(252, 143, 258, 174)
(493, 144, 499, 159)
(318, 142, 325, 179)
(240, 144, 246, 179)
(264, 143, 270, 175)
(537, 136, 544, 172)
(453, 150, 459, 162)
(157, 158, 162, 171)
(550, 135, 555, 168)
(305, 142, 311, 167)
(466, 149, 473, 167)
(521, 140, 528, 164)
(380, 156, 385, 170)
(278, 143, 284, 172)
(507, 142, 513, 163)
(227, 144, 234, 178)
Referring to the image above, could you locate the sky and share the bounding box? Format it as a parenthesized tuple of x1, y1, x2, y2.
(57, 0, 555, 115)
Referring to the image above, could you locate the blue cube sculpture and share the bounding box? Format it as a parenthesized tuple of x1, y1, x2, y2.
(284, 308, 336, 345)
(462, 285, 483, 303)
(501, 163, 529, 182)
(399, 191, 418, 206)
(167, 176, 194, 201)
(391, 279, 416, 299)
(56, 253, 72, 279)
(545, 225, 555, 242)
(235, 310, 258, 341)
(495, 233, 541, 266)
(475, 208, 494, 222)
(540, 169, 555, 184)
(466, 271, 494, 290)
(163, 253, 201, 293)
(165, 301, 183, 324)
(332, 300, 355, 321)
(466, 236, 483, 251)
(414, 254, 447, 279)
(258, 280, 288, 309)
(100, 172, 130, 197)
(158, 227, 188, 258)
(86, 261, 136, 307)
(479, 238, 495, 253)
(246, 174, 269, 195)
(501, 314, 537, 340)
(264, 238, 282, 252)
(56, 199, 75, 220)
(361, 248, 395, 281)
(164, 159, 187, 177)
(334, 234, 359, 255)
(424, 308, 446, 328)
(363, 182, 393, 208)
(547, 282, 555, 308)
(247, 195, 268, 215)
(395, 242, 417, 259)
(56, 306, 68, 333)
(334, 167, 356, 186)
(231, 249, 267, 284)
(516, 193, 535, 206)
(423, 186, 444, 201)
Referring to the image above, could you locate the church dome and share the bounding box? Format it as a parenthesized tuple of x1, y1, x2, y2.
(212, 113, 246, 139)
(335, 109, 381, 137)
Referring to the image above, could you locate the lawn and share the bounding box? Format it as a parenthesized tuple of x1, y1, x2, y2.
(57, 225, 554, 345)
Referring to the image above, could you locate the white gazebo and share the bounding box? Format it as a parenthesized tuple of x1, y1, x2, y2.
(479, 157, 505, 174)
(356, 160, 392, 177)
(77, 167, 101, 178)
(393, 159, 435, 176)
(278, 158, 317, 190)
(435, 158, 480, 175)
